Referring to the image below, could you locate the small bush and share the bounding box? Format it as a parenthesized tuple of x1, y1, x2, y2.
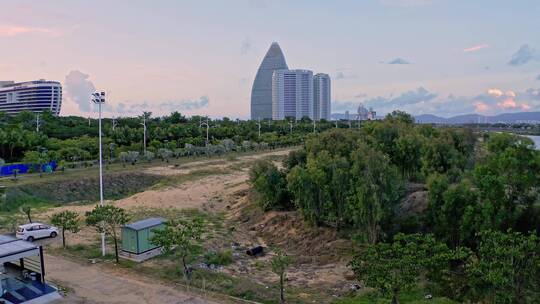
(249, 160, 291, 211)
(204, 250, 233, 266)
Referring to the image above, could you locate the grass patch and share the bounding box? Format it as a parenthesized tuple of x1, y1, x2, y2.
(62, 243, 107, 260)
(203, 250, 233, 266)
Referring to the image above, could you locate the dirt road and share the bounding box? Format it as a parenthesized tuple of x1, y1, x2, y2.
(47, 254, 219, 304)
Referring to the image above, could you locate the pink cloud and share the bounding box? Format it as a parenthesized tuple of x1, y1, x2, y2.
(497, 98, 517, 109)
(487, 88, 503, 97)
(521, 104, 531, 111)
(474, 101, 490, 112)
(463, 44, 489, 53)
(0, 25, 58, 37)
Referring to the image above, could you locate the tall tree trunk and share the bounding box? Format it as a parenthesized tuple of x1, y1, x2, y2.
(113, 229, 119, 263)
(280, 272, 285, 303)
(182, 255, 190, 279)
(392, 288, 399, 304)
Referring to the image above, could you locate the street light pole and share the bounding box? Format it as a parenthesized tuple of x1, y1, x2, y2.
(92, 91, 106, 257)
(257, 117, 261, 138)
(35, 113, 41, 133)
(199, 116, 209, 146)
(141, 115, 147, 156)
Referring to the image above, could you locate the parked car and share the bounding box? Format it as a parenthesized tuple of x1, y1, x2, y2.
(16, 223, 58, 242)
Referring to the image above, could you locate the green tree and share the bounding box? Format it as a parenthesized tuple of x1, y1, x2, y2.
(249, 161, 290, 210)
(468, 230, 540, 303)
(85, 205, 130, 263)
(270, 249, 293, 304)
(350, 233, 453, 304)
(150, 218, 204, 279)
(347, 143, 402, 243)
(50, 211, 80, 248)
(22, 150, 49, 177)
(473, 137, 540, 233)
(394, 133, 423, 179)
(426, 177, 478, 248)
(20, 205, 32, 223)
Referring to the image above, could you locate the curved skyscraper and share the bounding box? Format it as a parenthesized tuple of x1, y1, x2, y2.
(251, 42, 288, 120)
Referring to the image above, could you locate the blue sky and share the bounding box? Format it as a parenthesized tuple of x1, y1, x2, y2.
(0, 0, 539, 118)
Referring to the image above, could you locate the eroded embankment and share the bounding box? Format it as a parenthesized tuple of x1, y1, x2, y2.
(5, 172, 161, 206)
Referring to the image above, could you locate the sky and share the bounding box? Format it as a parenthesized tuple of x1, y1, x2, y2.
(1, 0, 539, 118)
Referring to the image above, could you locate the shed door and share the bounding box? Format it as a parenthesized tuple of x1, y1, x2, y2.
(129, 231, 137, 253)
(122, 229, 137, 253)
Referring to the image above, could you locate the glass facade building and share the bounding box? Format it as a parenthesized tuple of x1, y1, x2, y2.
(251, 42, 288, 120)
(0, 80, 62, 116)
(313, 73, 331, 121)
(272, 69, 313, 120)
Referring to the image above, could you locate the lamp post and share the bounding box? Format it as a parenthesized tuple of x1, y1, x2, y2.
(141, 115, 147, 156)
(35, 113, 41, 133)
(199, 116, 209, 146)
(256, 117, 261, 138)
(92, 91, 106, 257)
(288, 120, 293, 134)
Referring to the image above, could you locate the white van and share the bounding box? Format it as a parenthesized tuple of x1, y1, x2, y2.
(16, 223, 58, 242)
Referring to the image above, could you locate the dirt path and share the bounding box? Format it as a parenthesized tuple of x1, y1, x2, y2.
(40, 148, 291, 217)
(47, 254, 220, 304)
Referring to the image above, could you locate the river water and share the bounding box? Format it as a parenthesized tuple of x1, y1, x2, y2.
(526, 135, 540, 150)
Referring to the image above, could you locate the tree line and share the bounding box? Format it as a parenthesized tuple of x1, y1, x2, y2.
(250, 111, 540, 303)
(0, 110, 348, 166)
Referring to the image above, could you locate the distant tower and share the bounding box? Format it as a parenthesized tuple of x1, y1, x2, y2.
(251, 42, 289, 120)
(313, 73, 331, 121)
(357, 103, 369, 120)
(272, 69, 313, 120)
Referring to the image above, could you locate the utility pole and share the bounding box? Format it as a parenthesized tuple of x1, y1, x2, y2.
(35, 113, 41, 132)
(141, 115, 147, 156)
(91, 91, 106, 257)
(313, 120, 316, 133)
(257, 117, 261, 138)
(199, 116, 209, 146)
(112, 117, 117, 131)
(335, 120, 338, 128)
(288, 120, 293, 134)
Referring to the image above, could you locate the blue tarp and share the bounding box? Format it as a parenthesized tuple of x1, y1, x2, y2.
(0, 161, 57, 177)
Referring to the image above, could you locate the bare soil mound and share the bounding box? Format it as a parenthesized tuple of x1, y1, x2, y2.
(231, 191, 351, 265)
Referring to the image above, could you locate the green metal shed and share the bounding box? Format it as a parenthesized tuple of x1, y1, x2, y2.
(121, 217, 165, 254)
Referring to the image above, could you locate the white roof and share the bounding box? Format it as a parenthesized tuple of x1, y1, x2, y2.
(0, 235, 40, 264)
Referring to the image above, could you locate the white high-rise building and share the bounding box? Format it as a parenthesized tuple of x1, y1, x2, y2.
(272, 69, 313, 120)
(313, 73, 331, 121)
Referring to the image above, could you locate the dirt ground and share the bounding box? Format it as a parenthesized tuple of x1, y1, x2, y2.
(35, 148, 353, 303)
(47, 254, 219, 304)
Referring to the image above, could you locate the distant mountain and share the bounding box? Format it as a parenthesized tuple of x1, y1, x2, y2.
(415, 112, 540, 124)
